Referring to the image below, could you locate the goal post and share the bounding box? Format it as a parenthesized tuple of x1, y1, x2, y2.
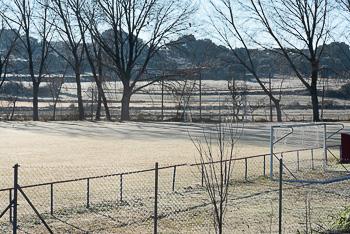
(270, 123, 330, 179)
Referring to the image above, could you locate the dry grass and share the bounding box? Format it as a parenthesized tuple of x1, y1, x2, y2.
(0, 121, 349, 233)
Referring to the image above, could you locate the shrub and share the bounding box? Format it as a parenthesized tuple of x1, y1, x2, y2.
(339, 83, 350, 96)
(331, 207, 350, 233)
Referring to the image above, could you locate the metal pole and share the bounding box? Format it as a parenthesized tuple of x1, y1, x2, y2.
(245, 158, 248, 181)
(86, 179, 90, 208)
(324, 124, 327, 169)
(311, 149, 314, 170)
(161, 79, 164, 121)
(199, 71, 202, 122)
(224, 161, 227, 185)
(154, 163, 159, 234)
(91, 88, 94, 120)
(263, 155, 266, 177)
(297, 151, 300, 171)
(279, 158, 283, 234)
(321, 85, 325, 120)
(201, 164, 204, 187)
(270, 126, 274, 179)
(172, 166, 176, 192)
(13, 164, 19, 234)
(120, 174, 123, 202)
(50, 183, 54, 215)
(9, 189, 12, 223)
(269, 74, 273, 122)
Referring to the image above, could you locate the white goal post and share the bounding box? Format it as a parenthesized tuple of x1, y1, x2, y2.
(269, 122, 344, 179)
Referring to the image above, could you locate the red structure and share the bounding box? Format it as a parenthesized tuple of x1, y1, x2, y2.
(341, 133, 350, 164)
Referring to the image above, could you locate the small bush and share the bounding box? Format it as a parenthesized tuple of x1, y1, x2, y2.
(0, 82, 30, 96)
(0, 82, 53, 97)
(339, 83, 350, 96)
(286, 100, 302, 109)
(331, 207, 350, 233)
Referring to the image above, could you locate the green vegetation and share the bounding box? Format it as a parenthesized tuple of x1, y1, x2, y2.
(331, 207, 350, 233)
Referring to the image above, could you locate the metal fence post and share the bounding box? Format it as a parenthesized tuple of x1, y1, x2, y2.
(279, 158, 283, 234)
(224, 161, 227, 185)
(263, 156, 266, 177)
(13, 164, 19, 234)
(311, 149, 314, 170)
(50, 183, 54, 215)
(9, 189, 12, 223)
(120, 174, 123, 202)
(201, 164, 204, 187)
(154, 163, 159, 234)
(172, 166, 177, 192)
(91, 88, 94, 120)
(244, 158, 248, 181)
(86, 179, 90, 208)
(161, 80, 164, 121)
(297, 151, 300, 171)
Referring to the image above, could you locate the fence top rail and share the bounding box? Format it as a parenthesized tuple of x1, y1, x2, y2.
(189, 144, 340, 166)
(272, 122, 345, 129)
(0, 145, 341, 192)
(0, 163, 187, 191)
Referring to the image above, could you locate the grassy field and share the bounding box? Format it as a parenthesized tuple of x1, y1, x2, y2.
(0, 121, 349, 233)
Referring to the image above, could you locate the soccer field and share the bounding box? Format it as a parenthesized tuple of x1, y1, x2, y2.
(0, 121, 349, 233)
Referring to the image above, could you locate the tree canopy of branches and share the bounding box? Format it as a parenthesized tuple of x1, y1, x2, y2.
(83, 0, 196, 120)
(246, 0, 331, 122)
(210, 0, 283, 122)
(191, 122, 242, 234)
(50, 0, 87, 120)
(0, 23, 18, 90)
(2, 0, 54, 121)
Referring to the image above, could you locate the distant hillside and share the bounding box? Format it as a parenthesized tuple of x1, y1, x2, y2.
(1, 29, 350, 81)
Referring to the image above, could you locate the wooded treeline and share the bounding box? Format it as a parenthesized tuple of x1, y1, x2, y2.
(0, 0, 349, 121)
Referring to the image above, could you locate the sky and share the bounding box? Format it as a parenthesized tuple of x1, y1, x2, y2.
(194, 0, 349, 47)
(1, 0, 349, 48)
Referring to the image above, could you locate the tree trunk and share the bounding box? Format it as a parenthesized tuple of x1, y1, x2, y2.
(75, 72, 85, 120)
(121, 86, 132, 121)
(274, 99, 282, 122)
(310, 61, 320, 122)
(52, 102, 57, 121)
(310, 84, 320, 122)
(95, 62, 111, 121)
(33, 83, 39, 121)
(96, 90, 101, 120)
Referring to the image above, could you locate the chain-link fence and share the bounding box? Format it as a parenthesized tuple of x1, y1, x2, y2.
(0, 146, 349, 233)
(1, 79, 350, 122)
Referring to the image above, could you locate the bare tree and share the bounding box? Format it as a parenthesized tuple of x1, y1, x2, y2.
(2, 0, 54, 121)
(210, 0, 286, 122)
(191, 122, 242, 233)
(246, 0, 332, 121)
(0, 19, 19, 90)
(83, 0, 196, 121)
(337, 0, 350, 12)
(48, 70, 67, 120)
(50, 0, 85, 120)
(68, 0, 112, 121)
(227, 79, 247, 121)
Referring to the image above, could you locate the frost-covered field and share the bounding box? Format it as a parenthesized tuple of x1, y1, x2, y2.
(0, 121, 350, 233)
(0, 121, 349, 183)
(1, 78, 350, 121)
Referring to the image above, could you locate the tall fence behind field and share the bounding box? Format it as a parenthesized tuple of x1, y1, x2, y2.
(1, 79, 350, 121)
(0, 144, 349, 233)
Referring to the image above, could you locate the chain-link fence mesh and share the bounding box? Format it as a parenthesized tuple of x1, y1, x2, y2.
(0, 147, 349, 233)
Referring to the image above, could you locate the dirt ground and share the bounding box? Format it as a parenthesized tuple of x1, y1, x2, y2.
(0, 121, 350, 233)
